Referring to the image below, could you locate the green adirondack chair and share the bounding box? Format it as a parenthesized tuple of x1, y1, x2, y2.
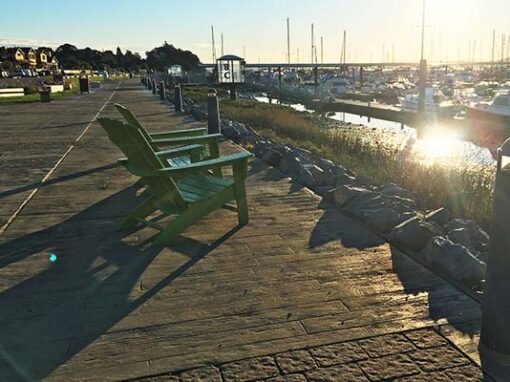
(114, 103, 222, 170)
(98, 117, 253, 245)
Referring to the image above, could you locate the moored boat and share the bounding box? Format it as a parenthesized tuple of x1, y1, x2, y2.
(465, 92, 510, 127)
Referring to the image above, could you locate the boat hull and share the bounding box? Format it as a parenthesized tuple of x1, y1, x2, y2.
(465, 106, 510, 128)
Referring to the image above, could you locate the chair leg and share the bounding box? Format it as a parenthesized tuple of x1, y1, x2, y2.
(153, 191, 233, 245)
(120, 196, 158, 229)
(233, 161, 249, 226)
(208, 139, 223, 178)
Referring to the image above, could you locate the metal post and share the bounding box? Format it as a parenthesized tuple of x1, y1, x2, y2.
(207, 89, 221, 134)
(159, 81, 165, 100)
(417, 58, 427, 136)
(147, 78, 152, 90)
(278, 67, 282, 90)
(152, 79, 157, 94)
(360, 66, 364, 90)
(313, 67, 318, 94)
(367, 101, 371, 122)
(480, 138, 510, 381)
(174, 85, 183, 112)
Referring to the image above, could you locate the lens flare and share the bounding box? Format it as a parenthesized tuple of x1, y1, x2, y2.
(412, 127, 463, 165)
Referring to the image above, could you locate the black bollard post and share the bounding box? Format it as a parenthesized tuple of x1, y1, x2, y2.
(152, 79, 157, 95)
(229, 84, 237, 100)
(147, 78, 152, 90)
(174, 85, 183, 112)
(159, 81, 165, 101)
(480, 138, 510, 381)
(207, 89, 221, 134)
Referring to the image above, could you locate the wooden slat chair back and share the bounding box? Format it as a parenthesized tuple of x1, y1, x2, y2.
(113, 103, 223, 177)
(114, 103, 155, 144)
(99, 118, 187, 212)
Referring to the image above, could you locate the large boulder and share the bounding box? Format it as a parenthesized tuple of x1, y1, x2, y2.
(424, 207, 451, 226)
(346, 190, 416, 218)
(391, 216, 441, 252)
(379, 183, 416, 201)
(191, 106, 208, 120)
(277, 154, 302, 177)
(331, 165, 357, 186)
(303, 164, 335, 187)
(221, 125, 241, 141)
(316, 158, 337, 172)
(448, 228, 472, 249)
(261, 148, 282, 167)
(252, 141, 270, 158)
(423, 236, 486, 283)
(233, 122, 250, 136)
(446, 218, 490, 253)
(333, 185, 374, 208)
(297, 167, 315, 188)
(360, 208, 407, 233)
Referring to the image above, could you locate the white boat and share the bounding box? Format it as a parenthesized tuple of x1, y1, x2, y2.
(465, 92, 510, 126)
(318, 75, 350, 97)
(401, 87, 457, 117)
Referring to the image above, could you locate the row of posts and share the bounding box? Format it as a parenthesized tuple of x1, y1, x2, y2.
(141, 75, 221, 134)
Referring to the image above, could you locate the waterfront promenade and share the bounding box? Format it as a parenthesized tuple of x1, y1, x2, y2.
(0, 80, 488, 381)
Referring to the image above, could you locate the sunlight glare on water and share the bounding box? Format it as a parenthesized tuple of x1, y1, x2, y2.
(414, 130, 460, 164)
(252, 95, 496, 166)
(412, 127, 495, 166)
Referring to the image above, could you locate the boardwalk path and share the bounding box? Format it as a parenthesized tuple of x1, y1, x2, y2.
(0, 80, 487, 381)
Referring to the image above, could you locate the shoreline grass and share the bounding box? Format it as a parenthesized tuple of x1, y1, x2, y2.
(185, 87, 495, 229)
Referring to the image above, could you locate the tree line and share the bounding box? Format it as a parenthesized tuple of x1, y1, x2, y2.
(23, 42, 201, 72)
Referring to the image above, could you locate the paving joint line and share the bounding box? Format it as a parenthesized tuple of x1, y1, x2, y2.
(0, 82, 121, 238)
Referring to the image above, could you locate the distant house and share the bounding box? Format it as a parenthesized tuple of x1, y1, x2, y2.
(1, 47, 26, 65)
(0, 46, 59, 73)
(37, 48, 59, 71)
(19, 48, 37, 68)
(37, 48, 49, 65)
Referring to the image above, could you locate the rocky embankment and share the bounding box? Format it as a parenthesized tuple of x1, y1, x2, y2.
(179, 96, 489, 298)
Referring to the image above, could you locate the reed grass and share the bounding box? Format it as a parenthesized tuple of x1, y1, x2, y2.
(187, 89, 495, 228)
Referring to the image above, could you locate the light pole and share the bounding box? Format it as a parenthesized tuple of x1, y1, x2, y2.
(417, 0, 427, 134)
(479, 138, 510, 381)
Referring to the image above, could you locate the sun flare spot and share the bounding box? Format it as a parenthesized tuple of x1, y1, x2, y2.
(413, 130, 461, 164)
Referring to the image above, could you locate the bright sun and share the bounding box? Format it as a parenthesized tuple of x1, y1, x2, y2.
(413, 130, 461, 164)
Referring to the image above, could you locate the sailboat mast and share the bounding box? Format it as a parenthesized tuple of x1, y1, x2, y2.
(211, 25, 216, 62)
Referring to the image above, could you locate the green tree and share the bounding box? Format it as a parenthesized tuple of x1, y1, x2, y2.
(145, 42, 200, 71)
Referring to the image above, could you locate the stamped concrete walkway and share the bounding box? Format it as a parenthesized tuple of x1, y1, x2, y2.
(0, 80, 488, 381)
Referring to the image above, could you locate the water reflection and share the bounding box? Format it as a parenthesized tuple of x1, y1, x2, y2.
(253, 95, 496, 166)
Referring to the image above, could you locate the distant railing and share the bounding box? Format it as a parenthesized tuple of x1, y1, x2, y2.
(0, 88, 24, 98)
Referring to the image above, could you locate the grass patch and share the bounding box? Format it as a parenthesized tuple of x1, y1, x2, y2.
(187, 87, 496, 228)
(0, 75, 125, 105)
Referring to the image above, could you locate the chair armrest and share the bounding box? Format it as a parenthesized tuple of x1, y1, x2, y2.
(150, 127, 207, 139)
(155, 144, 204, 160)
(151, 133, 222, 146)
(117, 145, 204, 168)
(158, 152, 253, 177)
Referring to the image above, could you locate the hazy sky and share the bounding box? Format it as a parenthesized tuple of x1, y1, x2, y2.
(0, 0, 508, 63)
